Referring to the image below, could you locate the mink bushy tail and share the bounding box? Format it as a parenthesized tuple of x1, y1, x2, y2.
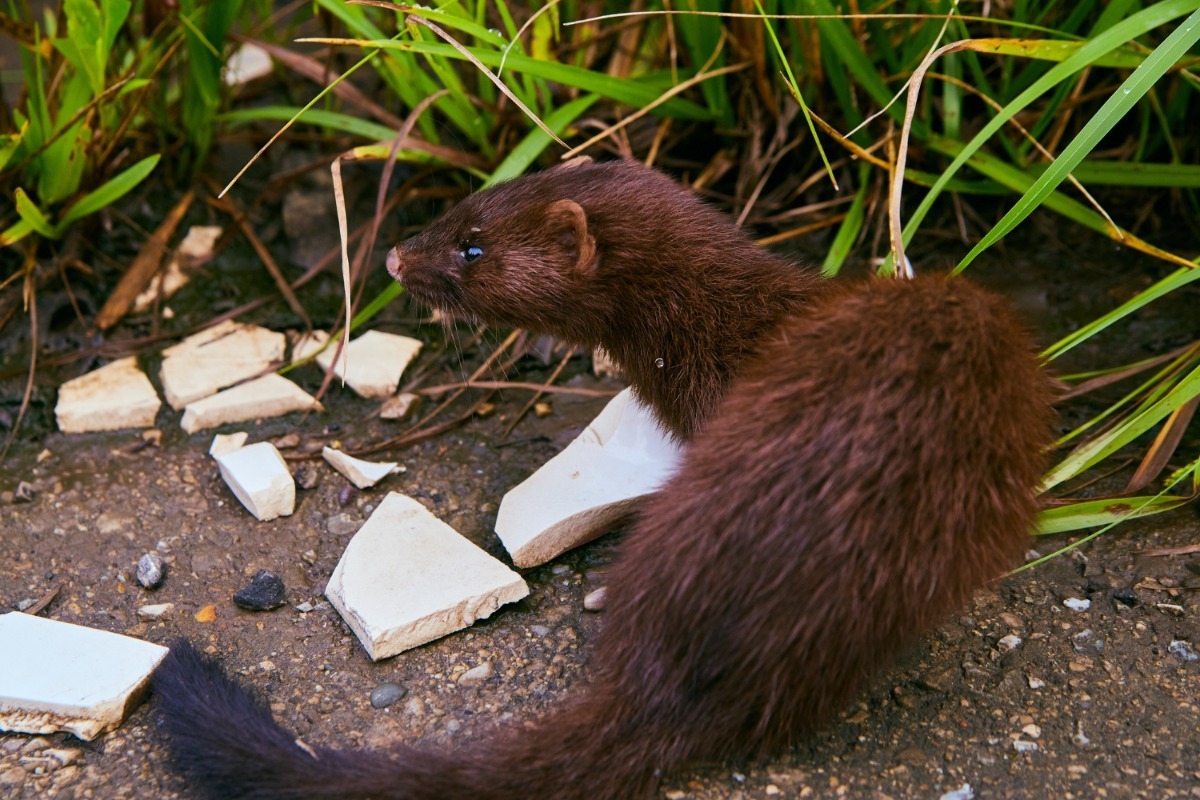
(154, 275, 1056, 800)
(154, 639, 687, 800)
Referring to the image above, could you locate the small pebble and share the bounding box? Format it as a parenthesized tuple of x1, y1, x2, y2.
(137, 603, 175, 619)
(1027, 675, 1045, 689)
(457, 662, 494, 686)
(939, 785, 975, 800)
(14, 481, 35, 503)
(1168, 640, 1199, 662)
(295, 602, 314, 613)
(233, 570, 287, 611)
(1063, 597, 1090, 612)
(136, 553, 167, 589)
(998, 633, 1022, 652)
(272, 433, 300, 449)
(14, 598, 35, 612)
(338, 486, 355, 506)
(369, 682, 407, 709)
(1012, 740, 1039, 753)
(326, 514, 360, 536)
(533, 402, 553, 418)
(583, 587, 607, 612)
(530, 625, 551, 637)
(293, 465, 320, 490)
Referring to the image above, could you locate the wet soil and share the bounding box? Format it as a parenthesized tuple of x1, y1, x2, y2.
(2, 216, 1199, 799)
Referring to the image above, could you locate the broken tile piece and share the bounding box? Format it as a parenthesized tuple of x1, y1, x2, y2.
(160, 320, 286, 410)
(322, 447, 399, 489)
(180, 374, 322, 434)
(315, 330, 423, 399)
(0, 612, 168, 740)
(55, 357, 161, 433)
(132, 225, 222, 313)
(325, 493, 528, 660)
(495, 388, 683, 568)
(290, 329, 330, 364)
(208, 431, 249, 457)
(212, 441, 295, 521)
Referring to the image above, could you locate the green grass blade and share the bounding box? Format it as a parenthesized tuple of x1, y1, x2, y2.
(955, 8, 1200, 273)
(1042, 361, 1200, 491)
(896, 0, 1200, 266)
(1043, 264, 1200, 361)
(486, 94, 599, 187)
(1036, 494, 1195, 534)
(14, 187, 59, 238)
(59, 154, 160, 226)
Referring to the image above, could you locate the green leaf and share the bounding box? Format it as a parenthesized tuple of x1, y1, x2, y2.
(59, 154, 160, 226)
(1036, 495, 1193, 534)
(14, 187, 60, 238)
(0, 219, 34, 248)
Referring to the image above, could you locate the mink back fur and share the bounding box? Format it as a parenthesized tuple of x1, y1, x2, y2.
(154, 160, 1056, 799)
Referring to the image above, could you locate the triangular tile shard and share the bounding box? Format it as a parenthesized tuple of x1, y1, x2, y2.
(495, 388, 683, 568)
(325, 493, 529, 661)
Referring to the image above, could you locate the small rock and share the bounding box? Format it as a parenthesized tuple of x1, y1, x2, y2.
(14, 482, 36, 503)
(530, 625, 551, 637)
(327, 513, 360, 536)
(272, 433, 301, 449)
(1012, 740, 1039, 753)
(997, 633, 1022, 652)
(939, 785, 975, 800)
(136, 553, 166, 589)
(457, 662, 494, 686)
(533, 402, 553, 418)
(295, 602, 314, 613)
(233, 570, 287, 611)
(1027, 675, 1046, 689)
(1063, 597, 1091, 612)
(369, 682, 407, 709)
(403, 697, 425, 716)
(194, 605, 217, 623)
(293, 464, 320, 490)
(1022, 723, 1042, 739)
(1168, 640, 1199, 662)
(14, 598, 35, 612)
(583, 587, 607, 612)
(380, 392, 421, 421)
(137, 603, 175, 620)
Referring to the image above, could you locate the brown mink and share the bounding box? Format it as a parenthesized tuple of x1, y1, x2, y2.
(153, 159, 1056, 799)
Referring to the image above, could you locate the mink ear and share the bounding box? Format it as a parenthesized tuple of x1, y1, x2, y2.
(546, 199, 597, 274)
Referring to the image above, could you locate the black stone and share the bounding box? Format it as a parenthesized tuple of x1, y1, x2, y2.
(233, 570, 287, 611)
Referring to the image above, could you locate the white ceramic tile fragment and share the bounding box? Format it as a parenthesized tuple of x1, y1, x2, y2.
(132, 225, 222, 313)
(322, 447, 399, 489)
(495, 388, 683, 568)
(290, 329, 330, 365)
(208, 431, 248, 457)
(315, 330, 423, 399)
(212, 441, 295, 521)
(225, 43, 274, 86)
(55, 357, 161, 433)
(180, 374, 322, 434)
(0, 612, 168, 740)
(325, 493, 528, 661)
(160, 320, 287, 410)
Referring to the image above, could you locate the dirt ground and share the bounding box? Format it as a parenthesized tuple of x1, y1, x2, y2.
(1, 219, 1199, 799)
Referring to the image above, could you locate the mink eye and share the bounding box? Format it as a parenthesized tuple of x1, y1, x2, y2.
(460, 244, 484, 262)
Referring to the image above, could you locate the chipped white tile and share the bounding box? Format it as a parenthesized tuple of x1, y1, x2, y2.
(180, 374, 322, 434)
(212, 441, 295, 521)
(322, 447, 399, 489)
(0, 613, 168, 740)
(495, 388, 682, 567)
(325, 493, 528, 660)
(208, 432, 249, 457)
(55, 357, 161, 433)
(160, 321, 286, 410)
(315, 330, 422, 399)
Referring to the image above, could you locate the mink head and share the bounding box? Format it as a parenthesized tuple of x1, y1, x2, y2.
(387, 168, 606, 338)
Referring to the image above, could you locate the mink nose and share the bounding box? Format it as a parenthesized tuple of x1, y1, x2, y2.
(385, 247, 403, 280)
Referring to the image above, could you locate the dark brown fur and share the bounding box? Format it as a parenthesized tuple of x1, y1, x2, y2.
(154, 160, 1056, 799)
